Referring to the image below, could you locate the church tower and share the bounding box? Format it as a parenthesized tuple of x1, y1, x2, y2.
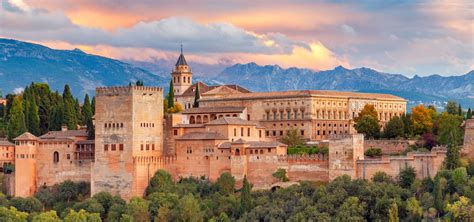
(171, 46, 193, 96)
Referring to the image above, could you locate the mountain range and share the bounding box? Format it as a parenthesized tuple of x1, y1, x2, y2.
(0, 38, 472, 109)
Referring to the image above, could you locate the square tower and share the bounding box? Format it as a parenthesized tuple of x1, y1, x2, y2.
(91, 86, 164, 199)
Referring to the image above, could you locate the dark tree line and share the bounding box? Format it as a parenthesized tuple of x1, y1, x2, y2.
(1, 83, 95, 140)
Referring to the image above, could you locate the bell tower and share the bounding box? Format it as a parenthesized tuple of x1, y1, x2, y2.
(171, 45, 193, 96)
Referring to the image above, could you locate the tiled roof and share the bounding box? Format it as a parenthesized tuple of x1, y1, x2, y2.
(206, 117, 257, 126)
(177, 82, 251, 97)
(39, 130, 87, 139)
(200, 90, 405, 101)
(218, 140, 286, 149)
(202, 85, 247, 96)
(0, 139, 14, 146)
(176, 132, 227, 140)
(76, 140, 95, 145)
(175, 53, 188, 66)
(14, 132, 38, 141)
(182, 106, 245, 114)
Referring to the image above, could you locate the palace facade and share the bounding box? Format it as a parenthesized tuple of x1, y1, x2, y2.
(8, 50, 447, 199)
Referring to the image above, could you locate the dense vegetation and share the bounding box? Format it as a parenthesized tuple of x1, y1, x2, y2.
(0, 166, 473, 221)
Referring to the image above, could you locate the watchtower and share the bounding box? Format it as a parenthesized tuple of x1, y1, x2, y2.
(91, 86, 164, 199)
(171, 46, 193, 96)
(14, 132, 38, 197)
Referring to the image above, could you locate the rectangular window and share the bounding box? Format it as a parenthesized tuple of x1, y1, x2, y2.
(247, 128, 250, 137)
(141, 144, 144, 151)
(111, 144, 116, 151)
(273, 112, 277, 120)
(119, 144, 124, 151)
(152, 144, 155, 150)
(104, 144, 109, 151)
(287, 112, 291, 119)
(146, 144, 150, 150)
(259, 130, 262, 138)
(241, 128, 244, 136)
(280, 111, 284, 120)
(266, 131, 269, 136)
(301, 130, 304, 136)
(273, 131, 276, 136)
(266, 112, 270, 120)
(174, 130, 178, 135)
(280, 131, 283, 136)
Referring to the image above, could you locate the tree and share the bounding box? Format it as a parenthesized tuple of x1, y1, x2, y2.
(0, 207, 29, 221)
(215, 173, 236, 195)
(167, 80, 174, 109)
(62, 85, 78, 130)
(445, 101, 458, 115)
(272, 168, 289, 182)
(7, 96, 26, 140)
(355, 104, 378, 122)
(452, 167, 468, 193)
(445, 196, 474, 221)
(58, 180, 79, 203)
(372, 171, 393, 183)
(10, 197, 43, 213)
(399, 166, 416, 188)
(240, 176, 252, 214)
(32, 210, 62, 222)
(335, 196, 366, 222)
(82, 94, 94, 139)
(145, 170, 175, 195)
(364, 148, 382, 157)
(437, 113, 463, 146)
(383, 116, 404, 138)
(444, 144, 461, 170)
(388, 201, 399, 222)
(411, 105, 433, 135)
(24, 92, 40, 136)
(279, 127, 304, 147)
(433, 175, 444, 212)
(123, 197, 149, 222)
(354, 115, 380, 138)
(64, 209, 101, 222)
(91, 96, 96, 115)
(400, 114, 414, 138)
(177, 194, 203, 222)
(406, 197, 423, 221)
(467, 108, 472, 119)
(458, 104, 463, 116)
(193, 84, 200, 108)
(135, 80, 144, 86)
(147, 192, 179, 219)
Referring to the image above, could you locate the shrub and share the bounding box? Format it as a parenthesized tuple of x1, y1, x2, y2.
(364, 148, 382, 157)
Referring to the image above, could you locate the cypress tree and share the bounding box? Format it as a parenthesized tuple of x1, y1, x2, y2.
(467, 108, 472, 119)
(444, 144, 460, 169)
(167, 80, 174, 109)
(240, 176, 252, 214)
(433, 175, 443, 212)
(388, 201, 399, 222)
(74, 98, 83, 124)
(7, 96, 27, 140)
(82, 94, 94, 139)
(91, 96, 96, 115)
(26, 94, 40, 136)
(193, 84, 200, 108)
(62, 85, 77, 129)
(458, 104, 462, 116)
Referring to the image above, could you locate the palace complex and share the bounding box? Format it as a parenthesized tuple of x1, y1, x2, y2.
(3, 51, 451, 200)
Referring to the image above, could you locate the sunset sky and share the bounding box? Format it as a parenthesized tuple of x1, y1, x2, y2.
(1, 0, 472, 76)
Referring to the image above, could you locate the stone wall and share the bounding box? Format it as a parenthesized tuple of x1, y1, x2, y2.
(328, 134, 365, 180)
(463, 119, 474, 160)
(356, 149, 446, 180)
(364, 139, 415, 155)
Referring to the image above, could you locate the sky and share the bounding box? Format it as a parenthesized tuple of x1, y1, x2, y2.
(0, 0, 473, 76)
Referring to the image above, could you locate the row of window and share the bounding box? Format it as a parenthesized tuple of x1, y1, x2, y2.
(16, 154, 35, 159)
(249, 149, 271, 154)
(266, 101, 305, 106)
(104, 122, 124, 128)
(140, 123, 155, 128)
(317, 123, 349, 128)
(173, 76, 191, 84)
(104, 144, 124, 151)
(15, 141, 35, 146)
(317, 130, 348, 136)
(266, 111, 305, 120)
(140, 144, 156, 151)
(267, 130, 305, 137)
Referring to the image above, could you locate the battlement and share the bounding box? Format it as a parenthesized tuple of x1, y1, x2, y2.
(278, 154, 327, 162)
(133, 155, 177, 165)
(96, 86, 163, 96)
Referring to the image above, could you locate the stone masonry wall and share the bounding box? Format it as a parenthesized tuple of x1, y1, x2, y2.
(463, 119, 474, 160)
(364, 139, 415, 155)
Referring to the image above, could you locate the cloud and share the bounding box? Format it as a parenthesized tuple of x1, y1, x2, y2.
(341, 24, 357, 36)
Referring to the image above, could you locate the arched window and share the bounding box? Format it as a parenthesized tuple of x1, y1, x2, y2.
(190, 116, 195, 124)
(235, 148, 240, 156)
(53, 151, 59, 163)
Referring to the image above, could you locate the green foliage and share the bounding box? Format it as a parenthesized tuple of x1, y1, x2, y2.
(287, 144, 328, 156)
(7, 96, 26, 140)
(364, 147, 382, 157)
(279, 128, 304, 147)
(433, 175, 444, 212)
(145, 170, 174, 196)
(372, 171, 393, 183)
(123, 197, 149, 222)
(383, 116, 405, 138)
(215, 173, 236, 195)
(437, 113, 463, 146)
(445, 101, 459, 115)
(32, 210, 62, 222)
(167, 80, 174, 109)
(58, 180, 79, 203)
(272, 168, 289, 182)
(177, 194, 203, 222)
(336, 196, 366, 221)
(399, 166, 416, 188)
(388, 201, 399, 222)
(444, 144, 461, 170)
(64, 209, 101, 222)
(406, 197, 423, 221)
(0, 206, 29, 221)
(445, 196, 474, 220)
(62, 84, 78, 130)
(82, 94, 94, 139)
(354, 115, 380, 139)
(10, 197, 43, 213)
(467, 108, 472, 119)
(240, 176, 252, 214)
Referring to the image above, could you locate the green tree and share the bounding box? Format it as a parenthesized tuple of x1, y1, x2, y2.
(10, 197, 43, 213)
(445, 101, 458, 115)
(372, 171, 393, 183)
(272, 168, 289, 182)
(433, 175, 444, 212)
(167, 80, 174, 109)
(58, 180, 78, 203)
(406, 197, 423, 221)
(7, 96, 27, 140)
(64, 209, 101, 222)
(123, 197, 149, 222)
(24, 89, 41, 136)
(193, 83, 200, 108)
(240, 176, 252, 214)
(383, 116, 404, 138)
(445, 196, 474, 221)
(354, 115, 380, 139)
(437, 113, 463, 146)
(62, 85, 78, 130)
(215, 173, 236, 195)
(145, 170, 175, 195)
(400, 114, 414, 138)
(335, 196, 366, 222)
(467, 108, 472, 119)
(0, 206, 29, 221)
(458, 104, 463, 116)
(399, 166, 416, 188)
(91, 96, 96, 115)
(177, 194, 203, 222)
(147, 192, 178, 219)
(279, 127, 304, 147)
(444, 144, 461, 170)
(32, 210, 62, 222)
(388, 201, 399, 222)
(82, 94, 94, 139)
(355, 104, 378, 122)
(452, 167, 468, 192)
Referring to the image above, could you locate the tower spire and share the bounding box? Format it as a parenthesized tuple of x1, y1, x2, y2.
(180, 44, 183, 54)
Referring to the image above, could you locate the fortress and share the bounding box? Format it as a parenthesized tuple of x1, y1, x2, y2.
(3, 51, 448, 199)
